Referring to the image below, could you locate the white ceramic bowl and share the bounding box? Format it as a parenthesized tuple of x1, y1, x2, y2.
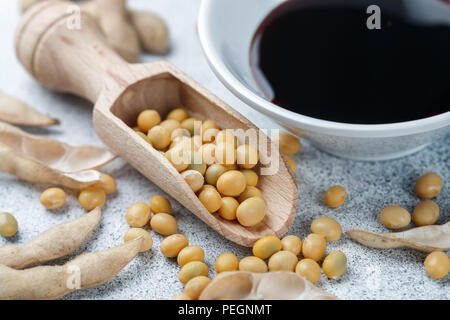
(198, 0, 450, 161)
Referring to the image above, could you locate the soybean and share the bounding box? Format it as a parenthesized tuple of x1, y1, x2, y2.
(182, 170, 205, 193)
(198, 188, 222, 213)
(236, 197, 266, 227)
(124, 228, 153, 252)
(40, 187, 66, 210)
(177, 246, 205, 266)
(215, 253, 239, 273)
(160, 234, 189, 258)
(137, 109, 161, 133)
(379, 206, 411, 229)
(179, 261, 209, 284)
(310, 217, 342, 242)
(252, 236, 282, 259)
(218, 197, 239, 221)
(322, 251, 347, 279)
(302, 234, 327, 262)
(167, 108, 188, 123)
(413, 200, 440, 227)
(184, 276, 211, 300)
(239, 256, 268, 273)
(78, 187, 106, 211)
(281, 235, 302, 255)
(237, 186, 263, 203)
(424, 251, 450, 279)
(268, 250, 298, 272)
(148, 125, 171, 150)
(236, 144, 259, 169)
(295, 259, 321, 283)
(205, 164, 227, 186)
(415, 173, 443, 199)
(274, 132, 301, 155)
(92, 173, 117, 194)
(126, 202, 151, 227)
(241, 169, 258, 187)
(0, 212, 18, 237)
(150, 213, 177, 236)
(150, 195, 172, 214)
(324, 186, 346, 208)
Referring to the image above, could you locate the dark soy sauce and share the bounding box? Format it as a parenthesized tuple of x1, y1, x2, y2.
(250, 0, 450, 124)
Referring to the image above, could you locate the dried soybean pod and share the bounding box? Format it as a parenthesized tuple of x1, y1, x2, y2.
(0, 122, 115, 189)
(96, 0, 141, 63)
(0, 208, 102, 269)
(346, 222, 450, 252)
(0, 92, 58, 126)
(130, 11, 170, 54)
(0, 237, 143, 300)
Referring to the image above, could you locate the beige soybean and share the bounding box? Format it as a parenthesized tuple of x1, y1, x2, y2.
(40, 187, 66, 210)
(179, 261, 209, 284)
(191, 135, 203, 152)
(324, 186, 346, 208)
(216, 130, 238, 147)
(239, 256, 268, 273)
(136, 131, 153, 145)
(205, 164, 228, 186)
(0, 212, 18, 237)
(236, 197, 266, 227)
(148, 125, 171, 150)
(237, 186, 263, 203)
(322, 251, 347, 279)
(150, 195, 172, 214)
(281, 235, 302, 256)
(215, 142, 237, 166)
(185, 276, 211, 300)
(252, 236, 282, 259)
(198, 188, 222, 213)
(177, 246, 205, 266)
(198, 143, 216, 166)
(218, 197, 239, 221)
(92, 173, 117, 195)
(167, 108, 188, 123)
(295, 259, 321, 283)
(201, 120, 220, 143)
(215, 253, 239, 273)
(124, 228, 153, 252)
(181, 118, 200, 136)
(413, 200, 440, 227)
(78, 187, 106, 211)
(150, 213, 177, 236)
(274, 132, 301, 155)
(126, 202, 151, 227)
(302, 234, 327, 262)
(236, 144, 259, 169)
(160, 119, 180, 134)
(424, 251, 450, 279)
(241, 169, 258, 187)
(268, 250, 298, 272)
(187, 152, 207, 175)
(217, 170, 247, 197)
(380, 206, 411, 229)
(182, 170, 205, 193)
(137, 109, 161, 133)
(165, 146, 190, 172)
(160, 234, 189, 258)
(310, 217, 342, 242)
(415, 173, 443, 199)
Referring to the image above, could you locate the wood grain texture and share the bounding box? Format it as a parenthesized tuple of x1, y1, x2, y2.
(15, 0, 298, 247)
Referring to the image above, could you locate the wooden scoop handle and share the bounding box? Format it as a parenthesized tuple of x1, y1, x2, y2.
(16, 0, 129, 103)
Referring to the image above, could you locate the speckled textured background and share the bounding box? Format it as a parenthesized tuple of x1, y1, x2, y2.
(0, 0, 448, 300)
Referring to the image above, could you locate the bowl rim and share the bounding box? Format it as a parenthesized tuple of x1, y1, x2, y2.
(198, 0, 450, 138)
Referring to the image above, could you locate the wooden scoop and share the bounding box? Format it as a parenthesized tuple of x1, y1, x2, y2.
(15, 1, 298, 247)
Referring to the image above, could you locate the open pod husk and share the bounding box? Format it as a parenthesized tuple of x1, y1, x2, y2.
(346, 222, 450, 252)
(0, 237, 143, 300)
(199, 271, 338, 300)
(0, 122, 115, 189)
(0, 92, 58, 126)
(0, 207, 101, 269)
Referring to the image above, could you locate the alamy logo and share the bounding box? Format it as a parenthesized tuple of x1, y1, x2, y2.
(366, 5, 381, 30)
